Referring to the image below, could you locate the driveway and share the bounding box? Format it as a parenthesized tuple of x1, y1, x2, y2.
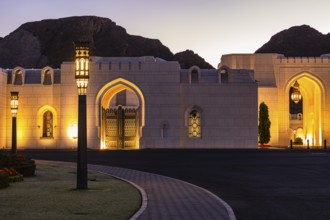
(21, 149, 330, 220)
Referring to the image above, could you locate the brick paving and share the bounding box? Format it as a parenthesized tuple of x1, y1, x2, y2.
(89, 164, 235, 220)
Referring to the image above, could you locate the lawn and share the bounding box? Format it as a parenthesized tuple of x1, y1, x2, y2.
(0, 162, 141, 220)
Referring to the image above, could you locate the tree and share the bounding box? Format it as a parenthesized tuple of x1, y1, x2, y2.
(258, 102, 271, 145)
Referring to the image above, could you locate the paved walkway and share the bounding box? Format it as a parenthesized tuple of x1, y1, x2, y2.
(42, 161, 235, 220)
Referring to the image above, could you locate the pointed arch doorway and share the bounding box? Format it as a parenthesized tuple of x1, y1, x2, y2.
(96, 78, 145, 150)
(287, 73, 324, 147)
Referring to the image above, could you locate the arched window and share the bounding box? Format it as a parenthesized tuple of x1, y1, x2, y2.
(14, 71, 23, 85)
(43, 70, 52, 85)
(160, 121, 169, 139)
(189, 110, 201, 138)
(220, 68, 228, 83)
(42, 111, 53, 138)
(191, 69, 199, 84)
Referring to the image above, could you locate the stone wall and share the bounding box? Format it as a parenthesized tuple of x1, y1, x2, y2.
(180, 83, 258, 148)
(0, 69, 7, 148)
(5, 69, 61, 149)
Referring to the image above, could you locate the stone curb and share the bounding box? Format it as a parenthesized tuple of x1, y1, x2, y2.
(90, 168, 148, 220)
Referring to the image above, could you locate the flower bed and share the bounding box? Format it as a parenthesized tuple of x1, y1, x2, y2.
(0, 168, 23, 182)
(0, 151, 36, 189)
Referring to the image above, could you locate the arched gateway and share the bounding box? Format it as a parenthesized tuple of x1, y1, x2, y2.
(95, 78, 145, 150)
(286, 73, 324, 146)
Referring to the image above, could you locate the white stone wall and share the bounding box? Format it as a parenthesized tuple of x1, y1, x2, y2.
(0, 69, 7, 148)
(180, 83, 258, 148)
(5, 73, 61, 149)
(1, 56, 259, 149)
(58, 63, 79, 149)
(88, 57, 182, 149)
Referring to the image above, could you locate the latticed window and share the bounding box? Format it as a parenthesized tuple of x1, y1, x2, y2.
(189, 110, 201, 138)
(43, 111, 53, 138)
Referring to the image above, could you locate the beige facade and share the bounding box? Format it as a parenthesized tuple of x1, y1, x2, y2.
(1, 56, 258, 150)
(221, 53, 330, 147)
(0, 69, 7, 148)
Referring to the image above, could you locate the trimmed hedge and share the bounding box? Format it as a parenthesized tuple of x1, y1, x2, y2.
(0, 151, 36, 177)
(13, 163, 36, 177)
(0, 172, 9, 188)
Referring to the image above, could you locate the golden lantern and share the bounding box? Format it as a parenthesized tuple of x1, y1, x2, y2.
(291, 81, 302, 104)
(10, 91, 19, 117)
(74, 41, 90, 95)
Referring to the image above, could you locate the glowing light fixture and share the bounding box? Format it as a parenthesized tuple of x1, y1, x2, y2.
(10, 91, 19, 117)
(74, 41, 89, 95)
(68, 122, 78, 139)
(291, 81, 302, 104)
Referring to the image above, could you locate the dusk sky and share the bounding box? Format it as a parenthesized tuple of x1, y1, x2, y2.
(1, 0, 330, 67)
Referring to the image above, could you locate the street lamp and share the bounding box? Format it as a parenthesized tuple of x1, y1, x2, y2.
(74, 41, 89, 189)
(10, 92, 19, 154)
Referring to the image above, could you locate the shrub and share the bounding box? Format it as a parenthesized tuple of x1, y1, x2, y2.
(0, 152, 36, 177)
(258, 102, 271, 145)
(14, 163, 36, 177)
(0, 171, 10, 188)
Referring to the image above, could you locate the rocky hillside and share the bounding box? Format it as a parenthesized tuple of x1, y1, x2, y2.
(255, 25, 330, 56)
(0, 16, 214, 69)
(173, 50, 213, 69)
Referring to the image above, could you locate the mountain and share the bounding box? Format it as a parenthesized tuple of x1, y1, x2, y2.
(173, 50, 213, 69)
(0, 16, 214, 69)
(255, 25, 330, 56)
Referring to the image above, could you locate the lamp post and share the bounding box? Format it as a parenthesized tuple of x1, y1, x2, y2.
(74, 41, 89, 189)
(10, 92, 19, 154)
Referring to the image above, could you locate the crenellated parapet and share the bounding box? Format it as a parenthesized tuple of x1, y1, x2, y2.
(277, 54, 330, 64)
(90, 56, 180, 72)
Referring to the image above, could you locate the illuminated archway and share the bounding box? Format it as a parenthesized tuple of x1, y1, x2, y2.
(286, 72, 325, 146)
(95, 78, 145, 149)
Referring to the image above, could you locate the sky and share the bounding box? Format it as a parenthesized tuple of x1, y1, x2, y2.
(1, 0, 330, 67)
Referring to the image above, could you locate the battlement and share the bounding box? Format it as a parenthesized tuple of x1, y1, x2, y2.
(277, 55, 330, 64)
(90, 56, 180, 72)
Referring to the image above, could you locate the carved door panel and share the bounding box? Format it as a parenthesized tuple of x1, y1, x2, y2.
(103, 107, 138, 149)
(104, 108, 118, 149)
(123, 108, 138, 148)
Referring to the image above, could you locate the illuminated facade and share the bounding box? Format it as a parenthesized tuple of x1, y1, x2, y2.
(0, 55, 258, 149)
(221, 53, 330, 147)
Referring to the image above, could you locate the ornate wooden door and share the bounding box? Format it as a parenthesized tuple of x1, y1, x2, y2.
(103, 106, 139, 149)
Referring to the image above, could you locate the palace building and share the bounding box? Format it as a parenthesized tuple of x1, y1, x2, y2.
(221, 53, 330, 147)
(2, 43, 330, 150)
(0, 45, 258, 150)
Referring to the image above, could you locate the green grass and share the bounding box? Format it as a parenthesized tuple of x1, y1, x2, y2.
(0, 162, 141, 220)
